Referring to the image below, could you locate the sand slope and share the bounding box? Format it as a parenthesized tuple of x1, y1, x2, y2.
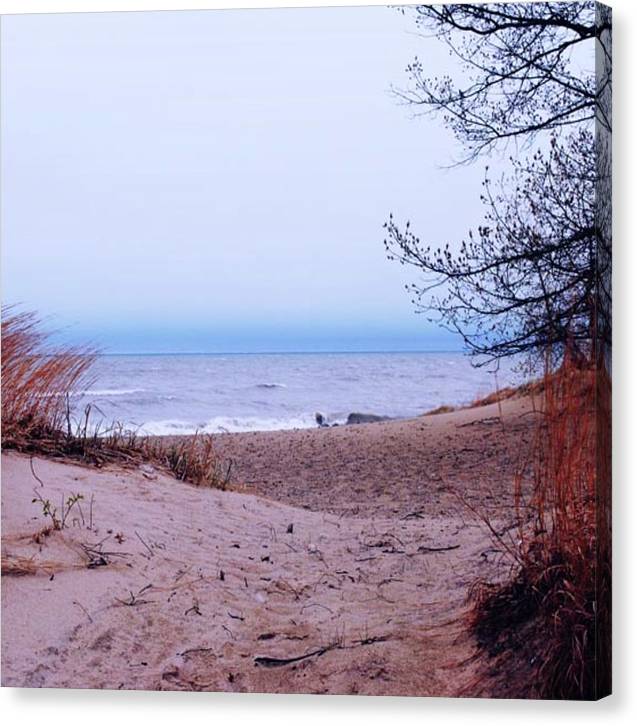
(213, 396, 536, 519)
(1, 397, 536, 694)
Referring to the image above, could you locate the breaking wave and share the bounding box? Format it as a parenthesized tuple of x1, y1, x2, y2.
(138, 414, 318, 436)
(77, 388, 146, 397)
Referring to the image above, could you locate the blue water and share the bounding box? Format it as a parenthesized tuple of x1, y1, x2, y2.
(74, 352, 520, 435)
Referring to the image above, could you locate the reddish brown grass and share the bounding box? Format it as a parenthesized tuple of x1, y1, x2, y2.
(470, 378, 546, 408)
(423, 404, 456, 416)
(469, 353, 611, 699)
(422, 378, 545, 416)
(1, 307, 96, 443)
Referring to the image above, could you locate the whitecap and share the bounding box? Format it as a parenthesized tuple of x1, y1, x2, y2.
(77, 388, 146, 397)
(137, 413, 317, 436)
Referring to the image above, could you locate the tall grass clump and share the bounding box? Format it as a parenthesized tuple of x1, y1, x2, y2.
(153, 433, 233, 488)
(1, 307, 96, 445)
(1, 307, 231, 489)
(469, 352, 611, 700)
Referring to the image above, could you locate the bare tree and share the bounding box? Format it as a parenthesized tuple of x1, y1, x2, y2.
(385, 129, 596, 365)
(385, 2, 611, 366)
(397, 2, 610, 160)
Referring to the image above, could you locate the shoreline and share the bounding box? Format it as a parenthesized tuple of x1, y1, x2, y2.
(76, 350, 525, 438)
(137, 379, 536, 439)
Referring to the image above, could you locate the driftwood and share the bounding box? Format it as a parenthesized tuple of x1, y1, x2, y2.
(416, 544, 460, 553)
(400, 510, 425, 520)
(254, 643, 338, 668)
(456, 417, 501, 428)
(254, 632, 390, 668)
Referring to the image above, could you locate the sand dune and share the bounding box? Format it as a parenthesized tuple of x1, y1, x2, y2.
(1, 396, 536, 694)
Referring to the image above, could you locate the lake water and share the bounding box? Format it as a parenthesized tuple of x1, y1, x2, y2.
(74, 352, 521, 435)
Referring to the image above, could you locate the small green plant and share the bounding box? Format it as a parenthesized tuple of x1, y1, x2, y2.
(32, 489, 84, 531)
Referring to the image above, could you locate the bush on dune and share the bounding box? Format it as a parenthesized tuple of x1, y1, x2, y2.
(468, 352, 611, 699)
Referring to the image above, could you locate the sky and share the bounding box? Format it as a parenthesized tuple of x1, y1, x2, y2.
(1, 6, 492, 353)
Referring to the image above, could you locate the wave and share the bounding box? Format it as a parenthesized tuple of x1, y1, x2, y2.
(138, 413, 317, 436)
(134, 410, 399, 436)
(38, 388, 144, 399)
(77, 388, 146, 397)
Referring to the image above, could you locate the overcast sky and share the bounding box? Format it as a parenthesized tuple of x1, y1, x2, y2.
(2, 6, 491, 353)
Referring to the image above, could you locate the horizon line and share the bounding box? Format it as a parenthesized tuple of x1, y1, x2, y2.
(96, 348, 466, 357)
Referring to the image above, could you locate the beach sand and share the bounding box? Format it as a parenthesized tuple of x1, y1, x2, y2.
(1, 395, 537, 695)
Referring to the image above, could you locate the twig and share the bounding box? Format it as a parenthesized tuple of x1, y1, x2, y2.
(353, 635, 389, 646)
(185, 599, 202, 616)
(89, 494, 95, 530)
(72, 599, 93, 623)
(300, 603, 334, 615)
(29, 456, 45, 488)
(400, 510, 425, 520)
(221, 624, 236, 640)
(180, 646, 214, 657)
(135, 531, 154, 558)
(115, 584, 153, 607)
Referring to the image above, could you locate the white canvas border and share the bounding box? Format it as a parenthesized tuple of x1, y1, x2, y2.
(0, 0, 634, 723)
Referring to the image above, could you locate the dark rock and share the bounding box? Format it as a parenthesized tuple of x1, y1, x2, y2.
(315, 412, 328, 428)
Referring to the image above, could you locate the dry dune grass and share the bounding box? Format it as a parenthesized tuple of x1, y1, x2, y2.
(1, 307, 229, 489)
(1, 553, 69, 577)
(470, 378, 546, 408)
(468, 353, 611, 699)
(1, 306, 96, 444)
(423, 379, 545, 416)
(423, 404, 456, 416)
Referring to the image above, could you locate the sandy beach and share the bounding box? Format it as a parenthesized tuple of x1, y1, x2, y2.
(1, 395, 537, 694)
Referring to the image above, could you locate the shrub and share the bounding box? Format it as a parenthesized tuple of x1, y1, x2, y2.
(469, 353, 611, 699)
